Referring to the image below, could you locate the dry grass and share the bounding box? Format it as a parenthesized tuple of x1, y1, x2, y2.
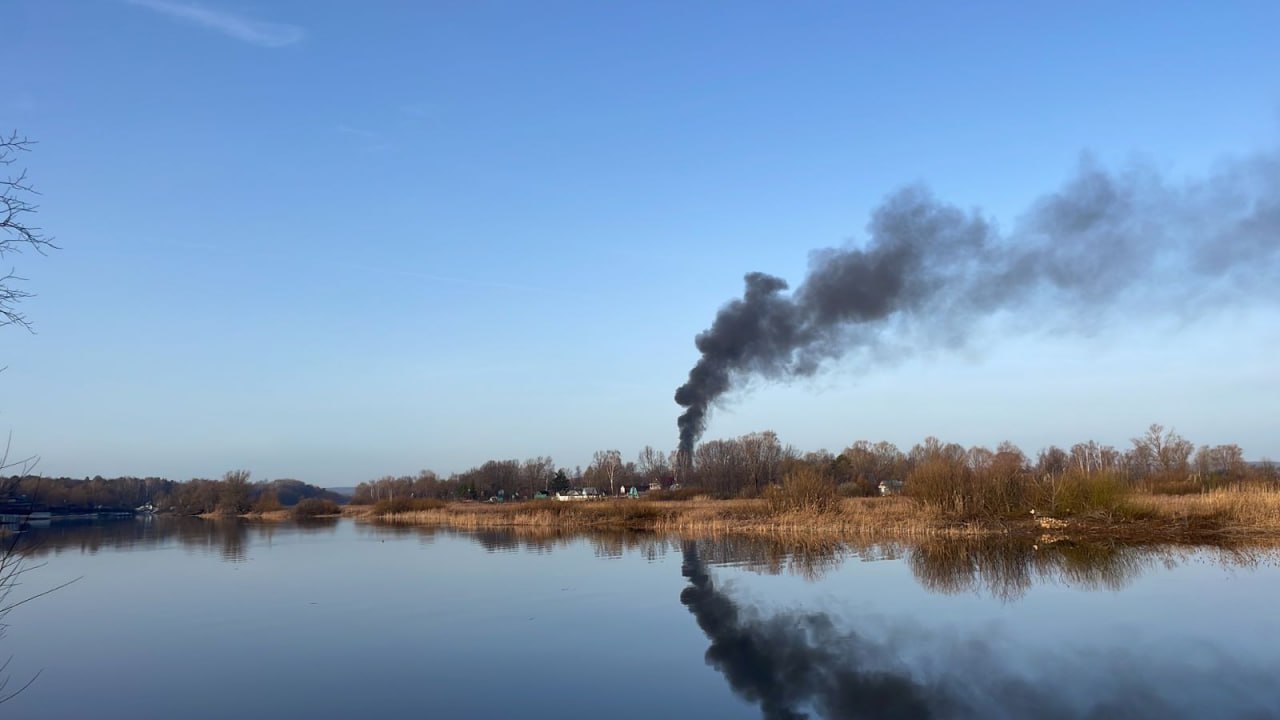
(763, 466, 840, 515)
(1128, 487, 1280, 536)
(652, 497, 978, 538)
(239, 509, 291, 521)
(367, 497, 984, 540)
(357, 487, 1280, 543)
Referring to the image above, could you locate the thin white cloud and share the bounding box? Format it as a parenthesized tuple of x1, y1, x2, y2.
(127, 0, 304, 48)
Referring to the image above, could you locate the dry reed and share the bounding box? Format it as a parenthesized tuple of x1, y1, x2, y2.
(357, 486, 1280, 543)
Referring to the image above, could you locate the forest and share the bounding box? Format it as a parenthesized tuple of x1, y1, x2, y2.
(5, 424, 1274, 524)
(349, 424, 1275, 508)
(0, 472, 343, 516)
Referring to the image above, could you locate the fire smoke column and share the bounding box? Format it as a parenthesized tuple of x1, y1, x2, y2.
(674, 154, 1280, 451)
(674, 272, 800, 456)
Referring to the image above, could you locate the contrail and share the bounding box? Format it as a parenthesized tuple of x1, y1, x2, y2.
(675, 152, 1280, 453)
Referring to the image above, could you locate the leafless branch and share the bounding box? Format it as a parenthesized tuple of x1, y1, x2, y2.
(0, 440, 66, 705)
(1, 131, 58, 331)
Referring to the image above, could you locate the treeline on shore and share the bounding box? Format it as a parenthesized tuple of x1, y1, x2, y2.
(6, 423, 1276, 525)
(351, 424, 1277, 515)
(1, 472, 344, 516)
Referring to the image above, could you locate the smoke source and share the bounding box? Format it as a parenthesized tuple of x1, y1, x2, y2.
(674, 153, 1280, 453)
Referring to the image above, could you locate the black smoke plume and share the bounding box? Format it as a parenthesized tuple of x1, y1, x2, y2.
(679, 541, 1280, 720)
(675, 153, 1280, 453)
(681, 542, 941, 719)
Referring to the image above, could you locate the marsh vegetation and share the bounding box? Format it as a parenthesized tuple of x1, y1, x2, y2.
(353, 424, 1279, 542)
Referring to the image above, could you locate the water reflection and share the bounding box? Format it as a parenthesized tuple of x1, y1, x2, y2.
(683, 540, 936, 719)
(7, 520, 1280, 719)
(10, 517, 339, 564)
(908, 538, 1149, 600)
(679, 541, 1280, 720)
(461, 526, 676, 563)
(909, 538, 1280, 601)
(13, 520, 1278, 600)
(681, 533, 1280, 600)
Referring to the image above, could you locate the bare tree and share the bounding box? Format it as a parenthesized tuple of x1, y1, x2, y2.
(1130, 423, 1194, 481)
(520, 456, 555, 495)
(693, 439, 745, 496)
(1, 438, 76, 704)
(1, 132, 57, 330)
(636, 446, 669, 483)
(218, 470, 252, 514)
(739, 431, 783, 495)
(0, 133, 63, 703)
(591, 450, 622, 495)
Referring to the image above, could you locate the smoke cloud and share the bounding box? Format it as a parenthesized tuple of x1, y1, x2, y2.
(675, 153, 1280, 453)
(680, 542, 1279, 720)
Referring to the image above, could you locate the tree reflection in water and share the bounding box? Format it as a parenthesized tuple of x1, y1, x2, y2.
(15, 519, 1278, 598)
(679, 539, 1280, 720)
(13, 517, 341, 564)
(10, 520, 1280, 718)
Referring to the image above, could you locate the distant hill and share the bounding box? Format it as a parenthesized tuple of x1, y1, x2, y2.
(325, 486, 357, 499)
(262, 479, 346, 505)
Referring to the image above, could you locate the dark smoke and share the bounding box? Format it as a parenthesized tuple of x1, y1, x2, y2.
(675, 153, 1280, 452)
(679, 542, 1279, 720)
(681, 542, 941, 719)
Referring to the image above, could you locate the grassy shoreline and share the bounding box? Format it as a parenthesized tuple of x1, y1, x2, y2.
(342, 488, 1280, 543)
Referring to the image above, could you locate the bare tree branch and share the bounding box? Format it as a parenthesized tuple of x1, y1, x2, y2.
(1, 131, 58, 331)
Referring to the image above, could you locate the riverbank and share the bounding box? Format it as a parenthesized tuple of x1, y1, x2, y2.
(343, 487, 1280, 542)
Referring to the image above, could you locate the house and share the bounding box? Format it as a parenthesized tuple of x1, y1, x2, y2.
(554, 487, 604, 502)
(878, 480, 905, 496)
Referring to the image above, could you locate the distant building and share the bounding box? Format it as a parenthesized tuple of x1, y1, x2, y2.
(554, 487, 604, 502)
(878, 480, 905, 496)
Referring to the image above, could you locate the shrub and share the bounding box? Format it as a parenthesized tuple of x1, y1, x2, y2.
(763, 467, 840, 514)
(908, 453, 1035, 519)
(906, 455, 978, 516)
(837, 481, 876, 498)
(292, 498, 341, 519)
(373, 497, 446, 515)
(1033, 471, 1128, 516)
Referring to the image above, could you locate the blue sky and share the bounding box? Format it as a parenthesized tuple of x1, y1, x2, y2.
(5, 1, 1278, 485)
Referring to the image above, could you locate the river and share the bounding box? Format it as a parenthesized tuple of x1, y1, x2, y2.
(3, 518, 1279, 719)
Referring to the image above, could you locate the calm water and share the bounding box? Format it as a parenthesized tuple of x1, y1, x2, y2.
(4, 518, 1280, 719)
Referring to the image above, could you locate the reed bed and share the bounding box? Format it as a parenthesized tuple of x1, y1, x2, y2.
(1128, 487, 1280, 536)
(366, 497, 985, 540)
(356, 486, 1280, 543)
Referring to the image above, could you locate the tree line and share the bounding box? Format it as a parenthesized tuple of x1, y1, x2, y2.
(349, 448, 680, 504)
(350, 424, 1276, 505)
(7, 424, 1271, 515)
(1, 472, 343, 515)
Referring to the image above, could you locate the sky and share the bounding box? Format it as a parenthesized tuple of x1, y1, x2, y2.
(4, 0, 1278, 486)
